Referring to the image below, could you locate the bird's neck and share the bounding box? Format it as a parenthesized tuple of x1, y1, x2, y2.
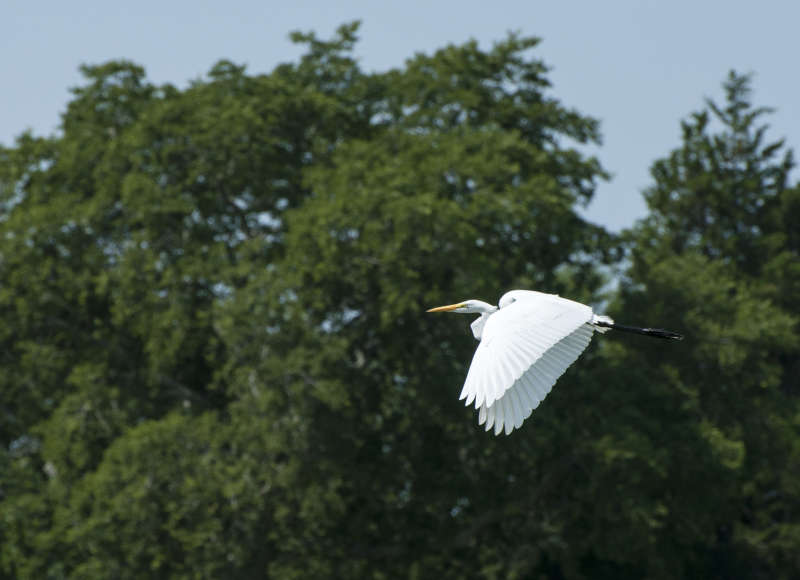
(471, 301, 498, 314)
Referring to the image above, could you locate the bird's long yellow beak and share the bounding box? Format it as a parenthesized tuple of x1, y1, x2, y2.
(426, 302, 465, 313)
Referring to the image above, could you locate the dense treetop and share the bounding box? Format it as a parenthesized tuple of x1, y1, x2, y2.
(1, 23, 798, 579)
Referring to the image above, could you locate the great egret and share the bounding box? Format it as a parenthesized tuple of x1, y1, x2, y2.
(427, 290, 682, 435)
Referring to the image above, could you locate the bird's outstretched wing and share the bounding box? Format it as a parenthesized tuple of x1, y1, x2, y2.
(460, 293, 595, 435)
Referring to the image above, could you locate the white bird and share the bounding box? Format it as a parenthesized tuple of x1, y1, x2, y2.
(427, 290, 682, 435)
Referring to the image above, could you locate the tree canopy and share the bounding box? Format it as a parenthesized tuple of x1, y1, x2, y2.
(1, 23, 798, 579)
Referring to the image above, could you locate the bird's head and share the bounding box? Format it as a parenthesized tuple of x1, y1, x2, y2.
(426, 299, 497, 314)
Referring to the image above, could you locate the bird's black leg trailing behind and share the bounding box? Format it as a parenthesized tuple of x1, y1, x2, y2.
(594, 320, 684, 340)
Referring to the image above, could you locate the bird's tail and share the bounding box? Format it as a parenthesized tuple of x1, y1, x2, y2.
(591, 315, 683, 340)
(591, 314, 614, 333)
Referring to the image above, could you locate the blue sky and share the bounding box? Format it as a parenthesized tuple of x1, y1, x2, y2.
(2, 0, 798, 231)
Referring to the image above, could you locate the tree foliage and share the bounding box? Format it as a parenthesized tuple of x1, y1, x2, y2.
(1, 23, 798, 579)
(615, 71, 800, 578)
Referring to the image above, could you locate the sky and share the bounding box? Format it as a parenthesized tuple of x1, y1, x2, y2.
(2, 0, 798, 231)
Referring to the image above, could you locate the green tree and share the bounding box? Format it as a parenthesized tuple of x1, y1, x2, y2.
(0, 24, 373, 578)
(614, 71, 800, 577)
(3, 21, 798, 579)
(210, 30, 616, 579)
(0, 23, 614, 578)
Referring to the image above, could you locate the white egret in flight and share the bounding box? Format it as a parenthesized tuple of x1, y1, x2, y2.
(427, 290, 682, 435)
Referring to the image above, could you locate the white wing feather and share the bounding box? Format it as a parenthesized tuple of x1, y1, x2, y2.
(461, 291, 597, 435)
(470, 312, 492, 340)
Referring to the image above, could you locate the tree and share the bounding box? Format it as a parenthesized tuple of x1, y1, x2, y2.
(1, 23, 613, 578)
(0, 25, 372, 578)
(614, 71, 800, 577)
(3, 22, 798, 579)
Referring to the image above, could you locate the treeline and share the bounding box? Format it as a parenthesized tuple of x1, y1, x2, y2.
(1, 22, 798, 579)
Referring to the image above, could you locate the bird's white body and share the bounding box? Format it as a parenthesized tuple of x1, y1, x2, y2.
(429, 290, 613, 435)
